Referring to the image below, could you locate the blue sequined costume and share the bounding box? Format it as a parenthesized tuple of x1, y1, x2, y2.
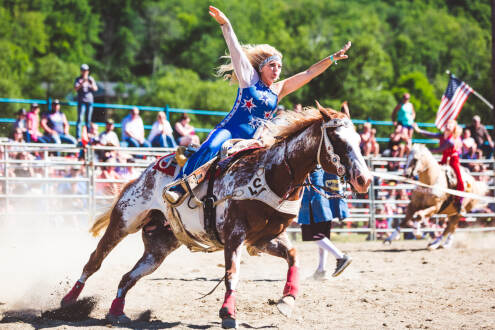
(182, 80, 277, 175)
(180, 20, 279, 177)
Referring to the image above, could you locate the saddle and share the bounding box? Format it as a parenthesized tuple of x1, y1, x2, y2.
(438, 165, 471, 214)
(163, 139, 264, 207)
(162, 139, 263, 252)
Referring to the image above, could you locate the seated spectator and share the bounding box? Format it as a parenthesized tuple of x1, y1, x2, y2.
(40, 99, 77, 145)
(359, 122, 379, 156)
(468, 115, 494, 158)
(121, 107, 151, 148)
(99, 118, 120, 147)
(462, 146, 484, 173)
(461, 128, 477, 157)
(88, 122, 100, 144)
(147, 111, 177, 148)
(13, 108, 27, 135)
(174, 113, 200, 147)
(293, 103, 303, 113)
(10, 127, 25, 143)
(26, 103, 48, 143)
(96, 158, 122, 196)
(8, 127, 26, 158)
(386, 124, 409, 157)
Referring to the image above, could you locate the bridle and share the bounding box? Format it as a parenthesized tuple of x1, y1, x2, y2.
(317, 117, 351, 177)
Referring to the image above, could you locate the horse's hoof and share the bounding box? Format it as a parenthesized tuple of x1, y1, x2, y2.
(277, 295, 295, 317)
(221, 317, 237, 329)
(106, 312, 131, 324)
(60, 281, 85, 308)
(427, 242, 440, 251)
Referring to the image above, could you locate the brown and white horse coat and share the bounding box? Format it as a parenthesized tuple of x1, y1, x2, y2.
(61, 104, 371, 327)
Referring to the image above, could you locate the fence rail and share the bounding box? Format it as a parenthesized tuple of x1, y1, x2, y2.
(2, 96, 493, 143)
(0, 142, 493, 239)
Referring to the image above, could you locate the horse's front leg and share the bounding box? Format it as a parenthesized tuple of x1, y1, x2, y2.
(220, 227, 246, 329)
(253, 231, 299, 317)
(437, 214, 460, 249)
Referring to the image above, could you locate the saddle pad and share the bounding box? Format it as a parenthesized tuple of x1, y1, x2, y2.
(153, 153, 178, 177)
(215, 146, 262, 177)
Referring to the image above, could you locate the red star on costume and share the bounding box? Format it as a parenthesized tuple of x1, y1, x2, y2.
(242, 98, 257, 113)
(264, 111, 272, 119)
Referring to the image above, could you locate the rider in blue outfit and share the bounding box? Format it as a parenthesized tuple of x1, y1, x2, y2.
(165, 6, 352, 203)
(182, 72, 278, 176)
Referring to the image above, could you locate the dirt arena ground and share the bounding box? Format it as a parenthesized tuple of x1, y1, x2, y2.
(1, 223, 494, 330)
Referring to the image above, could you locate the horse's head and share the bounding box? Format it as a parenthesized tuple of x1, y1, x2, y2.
(405, 144, 430, 178)
(315, 101, 372, 194)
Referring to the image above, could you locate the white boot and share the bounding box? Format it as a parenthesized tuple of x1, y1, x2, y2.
(164, 190, 181, 204)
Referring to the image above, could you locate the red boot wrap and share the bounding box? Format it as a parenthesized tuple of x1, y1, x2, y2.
(283, 266, 299, 298)
(109, 297, 125, 316)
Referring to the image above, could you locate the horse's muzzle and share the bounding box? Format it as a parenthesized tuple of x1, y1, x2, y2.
(351, 171, 372, 194)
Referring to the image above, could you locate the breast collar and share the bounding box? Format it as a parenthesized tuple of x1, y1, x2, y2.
(230, 166, 302, 215)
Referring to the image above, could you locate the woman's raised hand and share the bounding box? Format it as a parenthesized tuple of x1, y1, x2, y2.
(332, 41, 352, 61)
(209, 6, 228, 25)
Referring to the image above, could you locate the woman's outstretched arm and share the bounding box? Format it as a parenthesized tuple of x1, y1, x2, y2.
(209, 6, 256, 88)
(275, 42, 351, 100)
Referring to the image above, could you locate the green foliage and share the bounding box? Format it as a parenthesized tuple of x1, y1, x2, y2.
(0, 0, 492, 129)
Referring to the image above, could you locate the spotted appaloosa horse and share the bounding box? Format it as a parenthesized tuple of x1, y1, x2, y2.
(61, 103, 371, 328)
(385, 144, 487, 250)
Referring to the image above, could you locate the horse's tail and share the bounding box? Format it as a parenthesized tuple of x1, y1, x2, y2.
(89, 180, 136, 237)
(471, 180, 489, 207)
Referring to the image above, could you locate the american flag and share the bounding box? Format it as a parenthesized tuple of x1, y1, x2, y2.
(435, 75, 473, 130)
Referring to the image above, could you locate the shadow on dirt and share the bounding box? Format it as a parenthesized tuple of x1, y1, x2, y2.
(1, 305, 276, 329)
(369, 248, 428, 253)
(148, 277, 282, 283)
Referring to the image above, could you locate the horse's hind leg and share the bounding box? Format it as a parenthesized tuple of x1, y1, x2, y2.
(439, 214, 460, 249)
(252, 232, 299, 318)
(107, 210, 181, 323)
(61, 209, 130, 306)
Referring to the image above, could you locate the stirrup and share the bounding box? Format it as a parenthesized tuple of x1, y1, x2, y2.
(164, 190, 181, 204)
(163, 180, 189, 207)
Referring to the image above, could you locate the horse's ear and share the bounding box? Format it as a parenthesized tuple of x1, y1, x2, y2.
(341, 101, 350, 118)
(315, 100, 331, 120)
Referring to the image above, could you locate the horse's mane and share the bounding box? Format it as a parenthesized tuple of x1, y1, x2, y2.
(260, 107, 343, 147)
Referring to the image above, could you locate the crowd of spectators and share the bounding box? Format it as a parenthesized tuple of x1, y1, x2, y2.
(2, 85, 494, 232)
(7, 102, 200, 151)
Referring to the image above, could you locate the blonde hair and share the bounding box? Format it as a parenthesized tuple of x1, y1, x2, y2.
(446, 119, 462, 138)
(216, 44, 283, 84)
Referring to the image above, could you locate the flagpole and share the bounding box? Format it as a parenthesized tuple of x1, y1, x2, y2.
(446, 70, 494, 110)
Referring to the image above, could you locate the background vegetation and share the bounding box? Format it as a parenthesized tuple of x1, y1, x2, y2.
(0, 0, 492, 137)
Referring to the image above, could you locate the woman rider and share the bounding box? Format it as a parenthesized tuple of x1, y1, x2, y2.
(166, 6, 351, 203)
(413, 120, 464, 210)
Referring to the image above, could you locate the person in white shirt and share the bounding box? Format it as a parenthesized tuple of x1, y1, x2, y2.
(147, 111, 177, 148)
(99, 118, 120, 147)
(121, 107, 151, 148)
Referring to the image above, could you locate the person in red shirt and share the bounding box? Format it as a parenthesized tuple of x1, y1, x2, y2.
(414, 120, 464, 210)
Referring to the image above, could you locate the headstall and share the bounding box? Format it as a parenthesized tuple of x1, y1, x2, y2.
(317, 118, 351, 177)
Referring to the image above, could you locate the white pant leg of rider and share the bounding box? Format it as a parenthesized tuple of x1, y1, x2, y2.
(316, 237, 344, 259)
